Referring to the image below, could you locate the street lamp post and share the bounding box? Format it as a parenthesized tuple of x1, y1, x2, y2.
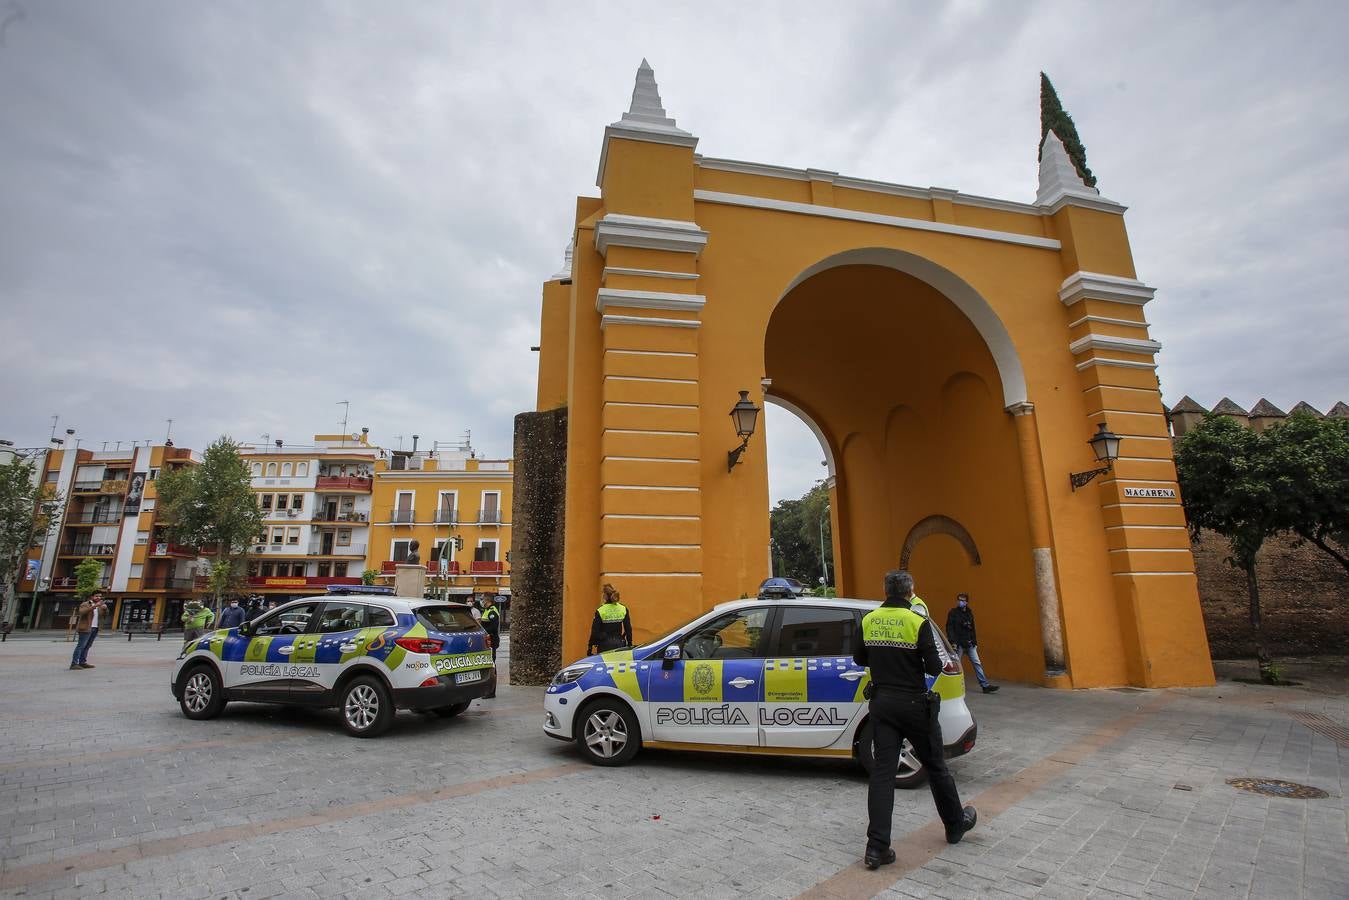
(818, 504, 830, 589)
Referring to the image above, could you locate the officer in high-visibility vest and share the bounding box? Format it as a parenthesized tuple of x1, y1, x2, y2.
(855, 570, 977, 870)
(588, 583, 632, 655)
(480, 595, 501, 699)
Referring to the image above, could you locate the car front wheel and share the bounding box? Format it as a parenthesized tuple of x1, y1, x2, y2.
(340, 676, 393, 737)
(576, 698, 640, 766)
(856, 720, 930, 789)
(179, 664, 226, 720)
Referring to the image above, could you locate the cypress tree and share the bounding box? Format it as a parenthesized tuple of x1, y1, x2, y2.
(1039, 72, 1096, 188)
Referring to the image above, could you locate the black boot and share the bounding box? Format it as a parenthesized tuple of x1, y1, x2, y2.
(945, 806, 977, 844)
(863, 847, 896, 870)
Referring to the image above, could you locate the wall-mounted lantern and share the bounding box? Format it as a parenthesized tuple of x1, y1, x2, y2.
(726, 390, 761, 472)
(1070, 423, 1122, 491)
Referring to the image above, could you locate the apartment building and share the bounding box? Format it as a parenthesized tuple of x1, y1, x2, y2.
(239, 433, 379, 601)
(367, 439, 513, 605)
(17, 442, 209, 629)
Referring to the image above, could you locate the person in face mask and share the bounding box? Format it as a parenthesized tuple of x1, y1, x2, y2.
(944, 593, 999, 694)
(218, 598, 247, 630)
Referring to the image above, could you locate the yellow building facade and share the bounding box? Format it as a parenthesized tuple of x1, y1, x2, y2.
(532, 62, 1213, 688)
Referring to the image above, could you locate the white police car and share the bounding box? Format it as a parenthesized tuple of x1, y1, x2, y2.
(544, 597, 977, 786)
(171, 590, 495, 737)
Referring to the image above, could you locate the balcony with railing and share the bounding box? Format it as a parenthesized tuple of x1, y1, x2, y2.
(477, 509, 502, 525)
(315, 475, 372, 492)
(252, 543, 307, 555)
(389, 508, 417, 524)
(310, 509, 368, 523)
(140, 575, 198, 591)
(469, 560, 504, 575)
(67, 508, 123, 525)
(51, 576, 111, 590)
(380, 560, 460, 575)
(72, 479, 105, 492)
(150, 542, 197, 557)
(247, 575, 361, 588)
(434, 507, 458, 524)
(307, 544, 366, 557)
(58, 543, 116, 557)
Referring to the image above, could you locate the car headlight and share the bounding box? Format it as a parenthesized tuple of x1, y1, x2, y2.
(551, 663, 594, 686)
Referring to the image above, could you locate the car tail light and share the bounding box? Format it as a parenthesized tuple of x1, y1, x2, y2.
(962, 737, 976, 752)
(419, 676, 440, 688)
(395, 637, 444, 654)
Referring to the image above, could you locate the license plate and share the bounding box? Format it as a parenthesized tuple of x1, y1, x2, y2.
(455, 669, 483, 684)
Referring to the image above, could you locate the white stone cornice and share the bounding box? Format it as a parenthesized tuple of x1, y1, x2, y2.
(1069, 334, 1163, 356)
(1005, 401, 1036, 417)
(1074, 357, 1158, 372)
(1067, 313, 1151, 329)
(602, 266, 699, 282)
(1059, 271, 1157, 307)
(596, 288, 706, 314)
(593, 214, 709, 257)
(600, 314, 701, 330)
(693, 190, 1061, 251)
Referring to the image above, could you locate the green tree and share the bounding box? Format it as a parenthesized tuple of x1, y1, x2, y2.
(1267, 412, 1349, 573)
(1175, 414, 1282, 682)
(1039, 72, 1097, 188)
(155, 437, 263, 609)
(74, 557, 104, 599)
(0, 455, 63, 625)
(769, 481, 833, 587)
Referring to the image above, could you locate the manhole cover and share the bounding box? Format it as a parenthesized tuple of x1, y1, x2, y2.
(1226, 778, 1328, 799)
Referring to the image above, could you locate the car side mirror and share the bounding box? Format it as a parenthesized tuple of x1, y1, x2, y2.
(237, 621, 253, 637)
(662, 644, 680, 669)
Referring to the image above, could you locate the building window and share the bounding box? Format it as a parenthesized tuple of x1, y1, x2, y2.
(266, 462, 278, 476)
(317, 561, 331, 577)
(292, 494, 304, 511)
(275, 493, 289, 511)
(286, 527, 300, 545)
(147, 468, 160, 481)
(292, 562, 306, 577)
(334, 562, 348, 577)
(475, 540, 498, 562)
(142, 498, 155, 511)
(45, 471, 59, 483)
(260, 494, 273, 511)
(130, 563, 143, 578)
(251, 462, 262, 477)
(296, 462, 308, 477)
(270, 527, 284, 545)
(136, 531, 150, 545)
(391, 540, 411, 562)
(281, 462, 292, 476)
(261, 562, 275, 577)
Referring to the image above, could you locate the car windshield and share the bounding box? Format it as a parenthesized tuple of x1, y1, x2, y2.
(416, 605, 480, 633)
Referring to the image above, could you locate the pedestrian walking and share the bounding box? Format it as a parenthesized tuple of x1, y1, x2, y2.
(181, 599, 215, 644)
(69, 591, 107, 670)
(945, 593, 999, 694)
(855, 570, 977, 869)
(588, 583, 632, 655)
(218, 598, 246, 630)
(480, 595, 501, 699)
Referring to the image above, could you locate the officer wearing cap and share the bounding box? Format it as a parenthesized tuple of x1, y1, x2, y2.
(588, 583, 632, 655)
(855, 570, 977, 870)
(480, 595, 501, 699)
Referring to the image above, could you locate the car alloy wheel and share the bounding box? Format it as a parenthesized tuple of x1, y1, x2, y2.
(583, 709, 629, 760)
(184, 671, 213, 714)
(344, 683, 381, 732)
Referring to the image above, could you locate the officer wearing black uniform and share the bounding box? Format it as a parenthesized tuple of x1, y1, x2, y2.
(855, 570, 977, 869)
(480, 595, 501, 699)
(588, 583, 632, 655)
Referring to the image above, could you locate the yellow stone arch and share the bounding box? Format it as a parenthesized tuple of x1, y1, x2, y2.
(527, 61, 1214, 688)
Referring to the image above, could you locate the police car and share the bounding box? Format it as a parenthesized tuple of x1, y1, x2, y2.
(171, 589, 495, 737)
(544, 597, 977, 787)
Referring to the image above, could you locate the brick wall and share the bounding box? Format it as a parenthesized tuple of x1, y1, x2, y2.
(1193, 531, 1349, 658)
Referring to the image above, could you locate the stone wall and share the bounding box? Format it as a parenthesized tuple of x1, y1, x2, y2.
(508, 407, 568, 684)
(1193, 531, 1349, 658)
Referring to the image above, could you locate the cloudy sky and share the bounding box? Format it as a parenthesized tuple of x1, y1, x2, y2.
(2, 1, 1346, 504)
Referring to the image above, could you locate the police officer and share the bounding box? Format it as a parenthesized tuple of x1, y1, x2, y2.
(588, 583, 632, 655)
(855, 570, 977, 870)
(480, 595, 501, 699)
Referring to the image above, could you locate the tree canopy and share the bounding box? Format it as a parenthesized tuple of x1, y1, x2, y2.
(1266, 412, 1349, 572)
(769, 480, 833, 586)
(1039, 72, 1097, 188)
(0, 455, 63, 623)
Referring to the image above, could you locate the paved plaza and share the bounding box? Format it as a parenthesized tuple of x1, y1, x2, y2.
(0, 634, 1344, 900)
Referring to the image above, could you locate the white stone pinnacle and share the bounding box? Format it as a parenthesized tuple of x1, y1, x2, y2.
(612, 58, 693, 138)
(551, 241, 573, 281)
(1036, 129, 1100, 207)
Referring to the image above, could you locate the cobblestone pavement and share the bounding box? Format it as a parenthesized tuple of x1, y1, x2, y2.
(0, 634, 1344, 899)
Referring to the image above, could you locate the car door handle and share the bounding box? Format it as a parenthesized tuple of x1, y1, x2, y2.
(728, 677, 756, 688)
(278, 646, 294, 655)
(840, 670, 865, 681)
(339, 643, 357, 652)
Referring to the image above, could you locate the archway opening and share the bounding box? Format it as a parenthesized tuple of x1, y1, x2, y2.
(765, 401, 834, 593)
(763, 257, 1046, 682)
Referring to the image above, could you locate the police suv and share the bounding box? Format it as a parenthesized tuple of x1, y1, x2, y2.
(171, 589, 495, 737)
(544, 597, 977, 786)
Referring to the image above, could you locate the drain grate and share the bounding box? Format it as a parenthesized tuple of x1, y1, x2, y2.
(1226, 778, 1329, 799)
(1286, 711, 1349, 748)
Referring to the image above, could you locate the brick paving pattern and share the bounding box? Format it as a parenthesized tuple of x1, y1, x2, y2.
(0, 634, 1344, 899)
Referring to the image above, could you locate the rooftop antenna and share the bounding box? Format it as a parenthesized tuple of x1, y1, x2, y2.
(261, 433, 270, 448)
(165, 419, 174, 443)
(337, 401, 350, 445)
(49, 415, 59, 442)
(394, 435, 405, 451)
